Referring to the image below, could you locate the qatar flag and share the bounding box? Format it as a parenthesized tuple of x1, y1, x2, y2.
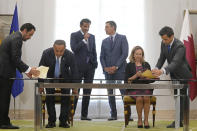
(180, 9, 197, 101)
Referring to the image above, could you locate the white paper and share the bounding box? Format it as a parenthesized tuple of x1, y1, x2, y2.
(33, 66, 49, 78)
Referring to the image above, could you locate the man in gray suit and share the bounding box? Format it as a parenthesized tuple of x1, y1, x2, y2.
(152, 26, 192, 128)
(100, 21, 129, 120)
(0, 23, 40, 129)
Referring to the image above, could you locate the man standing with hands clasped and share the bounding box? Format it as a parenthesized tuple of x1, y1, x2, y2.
(100, 21, 129, 121)
(0, 23, 40, 129)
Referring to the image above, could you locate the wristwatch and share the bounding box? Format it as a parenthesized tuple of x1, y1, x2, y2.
(116, 66, 119, 70)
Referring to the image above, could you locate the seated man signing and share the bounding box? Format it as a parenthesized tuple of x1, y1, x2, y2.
(39, 40, 78, 128)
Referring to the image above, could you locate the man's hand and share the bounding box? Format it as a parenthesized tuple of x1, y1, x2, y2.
(84, 33, 90, 41)
(39, 88, 44, 94)
(109, 66, 117, 74)
(152, 69, 163, 77)
(26, 67, 40, 78)
(25, 73, 32, 78)
(104, 67, 116, 74)
(72, 89, 78, 94)
(104, 67, 110, 73)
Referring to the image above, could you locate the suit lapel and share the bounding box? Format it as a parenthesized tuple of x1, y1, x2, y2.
(88, 35, 92, 51)
(51, 50, 56, 68)
(78, 30, 84, 40)
(60, 54, 67, 74)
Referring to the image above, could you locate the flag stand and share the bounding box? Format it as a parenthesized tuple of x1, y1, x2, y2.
(14, 98, 16, 120)
(184, 10, 197, 16)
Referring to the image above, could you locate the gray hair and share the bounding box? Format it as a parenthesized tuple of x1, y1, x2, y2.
(53, 40, 66, 46)
(80, 18, 91, 26)
(106, 21, 117, 31)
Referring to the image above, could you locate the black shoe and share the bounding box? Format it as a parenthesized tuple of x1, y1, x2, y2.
(81, 116, 92, 121)
(0, 124, 19, 129)
(129, 117, 134, 121)
(166, 121, 183, 128)
(108, 117, 117, 121)
(59, 122, 70, 128)
(137, 125, 143, 128)
(144, 125, 150, 129)
(45, 122, 56, 128)
(180, 122, 183, 127)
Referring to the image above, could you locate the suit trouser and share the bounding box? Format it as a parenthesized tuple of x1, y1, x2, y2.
(46, 88, 70, 123)
(105, 73, 125, 118)
(74, 64, 95, 117)
(0, 78, 13, 125)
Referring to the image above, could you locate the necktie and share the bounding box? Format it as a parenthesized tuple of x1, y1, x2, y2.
(110, 36, 114, 49)
(110, 36, 113, 42)
(86, 40, 89, 51)
(54, 57, 60, 78)
(167, 45, 171, 53)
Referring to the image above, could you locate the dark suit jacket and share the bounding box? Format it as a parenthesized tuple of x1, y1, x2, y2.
(0, 31, 29, 78)
(39, 48, 78, 82)
(100, 33, 128, 74)
(156, 38, 192, 79)
(124, 62, 154, 84)
(70, 30, 98, 71)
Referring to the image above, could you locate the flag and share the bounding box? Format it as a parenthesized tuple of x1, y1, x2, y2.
(180, 9, 197, 101)
(10, 4, 24, 98)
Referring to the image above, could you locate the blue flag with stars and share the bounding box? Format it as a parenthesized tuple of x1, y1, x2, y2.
(10, 4, 24, 98)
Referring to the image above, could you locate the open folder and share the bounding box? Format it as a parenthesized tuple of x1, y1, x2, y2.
(32, 66, 49, 78)
(141, 69, 157, 79)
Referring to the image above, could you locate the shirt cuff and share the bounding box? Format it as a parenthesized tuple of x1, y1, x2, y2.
(154, 67, 158, 69)
(82, 39, 88, 44)
(25, 67, 31, 73)
(162, 68, 166, 74)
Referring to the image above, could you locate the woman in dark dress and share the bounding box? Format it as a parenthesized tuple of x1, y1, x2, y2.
(125, 46, 153, 129)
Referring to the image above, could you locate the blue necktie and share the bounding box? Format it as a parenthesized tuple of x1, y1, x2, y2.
(54, 57, 60, 78)
(167, 45, 171, 53)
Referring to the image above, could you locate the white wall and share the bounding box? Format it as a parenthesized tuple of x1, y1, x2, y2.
(0, 0, 197, 112)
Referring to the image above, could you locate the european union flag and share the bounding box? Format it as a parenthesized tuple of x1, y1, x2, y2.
(10, 4, 24, 98)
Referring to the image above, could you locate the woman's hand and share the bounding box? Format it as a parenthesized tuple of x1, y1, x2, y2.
(136, 71, 142, 77)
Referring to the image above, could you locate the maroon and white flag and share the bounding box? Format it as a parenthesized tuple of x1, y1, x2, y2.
(180, 9, 197, 101)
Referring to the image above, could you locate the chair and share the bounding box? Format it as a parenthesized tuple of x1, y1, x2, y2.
(41, 88, 75, 127)
(123, 96, 156, 127)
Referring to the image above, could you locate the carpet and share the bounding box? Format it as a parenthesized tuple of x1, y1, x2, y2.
(1, 120, 197, 131)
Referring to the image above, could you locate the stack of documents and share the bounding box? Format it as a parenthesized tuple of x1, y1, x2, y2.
(32, 66, 49, 78)
(141, 70, 156, 79)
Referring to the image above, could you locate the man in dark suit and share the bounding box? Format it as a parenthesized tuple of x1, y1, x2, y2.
(0, 23, 40, 129)
(70, 18, 98, 121)
(152, 26, 192, 128)
(100, 21, 129, 120)
(39, 40, 78, 128)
